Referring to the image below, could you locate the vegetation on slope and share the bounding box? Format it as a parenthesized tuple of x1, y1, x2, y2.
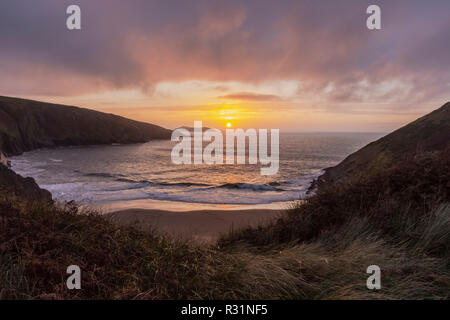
(0, 96, 171, 156)
(315, 102, 450, 189)
(0, 164, 52, 206)
(1, 150, 449, 299)
(222, 149, 450, 247)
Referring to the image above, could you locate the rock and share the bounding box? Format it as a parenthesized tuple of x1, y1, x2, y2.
(0, 163, 52, 205)
(0, 151, 8, 167)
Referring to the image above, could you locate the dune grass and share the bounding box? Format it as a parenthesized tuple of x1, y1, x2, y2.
(1, 151, 449, 299)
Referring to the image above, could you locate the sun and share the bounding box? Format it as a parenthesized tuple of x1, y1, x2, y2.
(226, 122, 232, 128)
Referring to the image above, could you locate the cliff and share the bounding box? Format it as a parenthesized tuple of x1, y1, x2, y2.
(315, 102, 450, 190)
(0, 96, 172, 156)
(0, 163, 52, 205)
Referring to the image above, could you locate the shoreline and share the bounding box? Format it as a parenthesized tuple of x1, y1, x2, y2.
(107, 208, 284, 242)
(89, 198, 297, 214)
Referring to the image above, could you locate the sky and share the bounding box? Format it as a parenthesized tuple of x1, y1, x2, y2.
(0, 0, 449, 132)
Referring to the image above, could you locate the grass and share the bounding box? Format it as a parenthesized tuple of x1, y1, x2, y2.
(1, 150, 449, 299)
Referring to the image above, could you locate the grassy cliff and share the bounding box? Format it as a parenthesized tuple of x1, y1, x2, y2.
(314, 102, 450, 190)
(0, 96, 172, 156)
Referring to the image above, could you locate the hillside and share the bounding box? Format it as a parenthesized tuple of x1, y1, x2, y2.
(314, 102, 450, 189)
(0, 96, 172, 156)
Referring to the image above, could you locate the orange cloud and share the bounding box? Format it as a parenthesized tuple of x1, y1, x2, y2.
(218, 92, 283, 102)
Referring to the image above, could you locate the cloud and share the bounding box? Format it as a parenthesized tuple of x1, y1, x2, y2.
(0, 0, 449, 111)
(218, 92, 283, 102)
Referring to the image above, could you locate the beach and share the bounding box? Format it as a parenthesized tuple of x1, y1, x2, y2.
(107, 208, 283, 242)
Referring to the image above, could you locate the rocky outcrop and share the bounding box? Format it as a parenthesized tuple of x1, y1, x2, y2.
(0, 96, 172, 156)
(0, 163, 52, 205)
(314, 102, 450, 190)
(0, 152, 8, 167)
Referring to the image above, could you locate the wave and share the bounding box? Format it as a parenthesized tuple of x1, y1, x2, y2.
(104, 181, 151, 191)
(116, 177, 284, 192)
(84, 171, 287, 193)
(116, 178, 210, 188)
(89, 176, 286, 194)
(84, 172, 118, 178)
(78, 170, 321, 196)
(43, 176, 314, 205)
(214, 183, 285, 192)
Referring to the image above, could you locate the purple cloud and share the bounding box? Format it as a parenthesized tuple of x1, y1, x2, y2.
(0, 0, 448, 110)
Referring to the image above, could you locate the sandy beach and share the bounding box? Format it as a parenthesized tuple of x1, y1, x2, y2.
(107, 208, 284, 242)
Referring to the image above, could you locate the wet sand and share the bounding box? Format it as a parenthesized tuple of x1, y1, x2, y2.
(107, 208, 284, 242)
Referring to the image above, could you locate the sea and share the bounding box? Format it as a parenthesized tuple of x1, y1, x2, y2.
(10, 132, 384, 212)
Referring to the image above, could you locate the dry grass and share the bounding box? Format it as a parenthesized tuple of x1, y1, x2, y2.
(1, 151, 449, 299)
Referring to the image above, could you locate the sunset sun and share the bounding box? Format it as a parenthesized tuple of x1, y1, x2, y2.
(226, 122, 232, 128)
